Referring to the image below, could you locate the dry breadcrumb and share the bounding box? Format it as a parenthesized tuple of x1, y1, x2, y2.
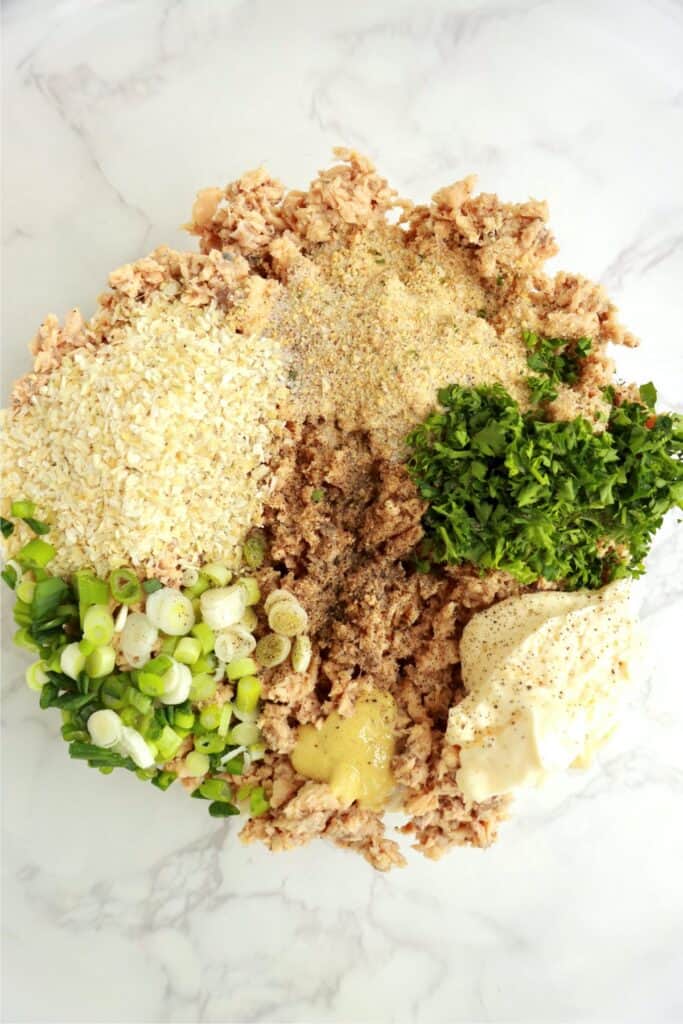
(2, 294, 288, 582)
(189, 149, 637, 451)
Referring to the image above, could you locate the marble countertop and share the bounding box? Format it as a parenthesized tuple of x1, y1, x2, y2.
(2, 1, 682, 1021)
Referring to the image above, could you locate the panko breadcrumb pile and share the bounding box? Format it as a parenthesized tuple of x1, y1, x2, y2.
(2, 250, 288, 582)
(0, 149, 643, 868)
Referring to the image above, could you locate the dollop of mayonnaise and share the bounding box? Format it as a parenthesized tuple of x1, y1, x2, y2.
(446, 581, 643, 803)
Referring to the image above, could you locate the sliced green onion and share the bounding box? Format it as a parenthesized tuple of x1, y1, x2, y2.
(235, 675, 262, 714)
(79, 637, 96, 656)
(74, 570, 110, 618)
(24, 517, 50, 535)
(193, 733, 226, 755)
(219, 746, 246, 774)
(60, 642, 86, 680)
(114, 604, 128, 632)
(200, 778, 232, 801)
(151, 770, 177, 791)
(1, 565, 18, 589)
(138, 672, 166, 697)
(227, 657, 257, 681)
(13, 600, 32, 627)
(213, 630, 236, 664)
(119, 725, 155, 768)
(142, 578, 163, 594)
(17, 538, 56, 569)
(46, 649, 64, 672)
(120, 612, 158, 665)
(125, 686, 152, 715)
(242, 531, 266, 569)
(199, 584, 246, 631)
(182, 573, 210, 599)
(87, 708, 123, 749)
(238, 576, 261, 606)
(173, 707, 195, 730)
(25, 660, 49, 692)
(159, 661, 192, 705)
(249, 786, 270, 817)
(156, 724, 183, 761)
(68, 740, 134, 769)
(174, 636, 202, 665)
(120, 706, 140, 728)
(83, 604, 115, 646)
(39, 681, 58, 708)
(208, 800, 240, 818)
(249, 742, 267, 762)
(215, 625, 255, 663)
(0, 516, 14, 538)
(145, 587, 195, 636)
(255, 633, 291, 668)
(268, 600, 308, 638)
(228, 624, 256, 659)
(142, 653, 174, 676)
(217, 703, 233, 738)
(62, 724, 89, 742)
(101, 676, 127, 709)
(109, 567, 142, 605)
(86, 646, 116, 679)
(185, 751, 210, 777)
(139, 710, 161, 740)
(240, 606, 258, 632)
(31, 577, 70, 623)
(190, 621, 215, 654)
(191, 653, 216, 675)
(232, 705, 257, 724)
(291, 635, 313, 674)
(158, 634, 178, 655)
(16, 578, 35, 604)
(181, 566, 200, 588)
(11, 499, 35, 518)
(188, 673, 217, 702)
(227, 722, 261, 746)
(202, 563, 231, 587)
(236, 784, 253, 802)
(199, 704, 222, 731)
(263, 589, 297, 614)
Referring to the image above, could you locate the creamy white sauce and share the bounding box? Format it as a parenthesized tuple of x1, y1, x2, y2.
(447, 581, 643, 802)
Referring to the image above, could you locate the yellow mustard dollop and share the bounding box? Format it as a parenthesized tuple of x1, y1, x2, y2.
(291, 689, 396, 809)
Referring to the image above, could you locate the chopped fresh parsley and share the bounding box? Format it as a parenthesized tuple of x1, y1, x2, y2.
(639, 381, 657, 408)
(523, 330, 592, 404)
(311, 488, 326, 503)
(406, 383, 683, 588)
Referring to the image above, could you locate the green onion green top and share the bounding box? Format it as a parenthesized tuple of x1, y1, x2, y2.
(108, 567, 142, 605)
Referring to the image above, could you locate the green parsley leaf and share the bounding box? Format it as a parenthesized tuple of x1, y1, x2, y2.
(406, 383, 683, 589)
(639, 381, 657, 408)
(523, 331, 593, 404)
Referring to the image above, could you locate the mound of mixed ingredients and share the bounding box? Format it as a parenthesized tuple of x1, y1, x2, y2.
(2, 150, 681, 868)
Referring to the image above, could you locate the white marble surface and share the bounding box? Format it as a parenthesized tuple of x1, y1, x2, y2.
(2, 1, 683, 1021)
